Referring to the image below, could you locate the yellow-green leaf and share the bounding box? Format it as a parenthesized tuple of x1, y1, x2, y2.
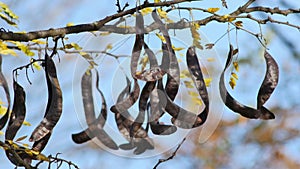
(157, 8, 167, 19)
(141, 7, 152, 16)
(66, 22, 74, 27)
(155, 33, 166, 43)
(204, 78, 212, 87)
(36, 154, 50, 162)
(15, 135, 27, 142)
(192, 97, 203, 105)
(229, 77, 236, 89)
(0, 106, 7, 115)
(207, 7, 220, 13)
(172, 45, 184, 51)
(22, 121, 31, 126)
(31, 39, 46, 44)
(231, 72, 238, 80)
(184, 80, 194, 88)
(233, 61, 239, 72)
(188, 91, 199, 97)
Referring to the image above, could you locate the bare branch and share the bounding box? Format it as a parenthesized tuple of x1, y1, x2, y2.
(0, 0, 198, 41)
(153, 138, 186, 169)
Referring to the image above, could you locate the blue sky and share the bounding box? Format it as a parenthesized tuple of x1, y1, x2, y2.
(1, 0, 300, 168)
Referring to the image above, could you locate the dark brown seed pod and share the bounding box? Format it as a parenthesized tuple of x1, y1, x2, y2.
(186, 46, 209, 123)
(0, 55, 11, 130)
(219, 45, 275, 119)
(114, 77, 154, 153)
(152, 10, 180, 100)
(72, 69, 118, 150)
(131, 11, 144, 79)
(30, 54, 63, 142)
(81, 69, 96, 126)
(5, 80, 26, 141)
(257, 51, 279, 108)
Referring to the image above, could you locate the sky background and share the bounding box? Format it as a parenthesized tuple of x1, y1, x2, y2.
(0, 0, 300, 169)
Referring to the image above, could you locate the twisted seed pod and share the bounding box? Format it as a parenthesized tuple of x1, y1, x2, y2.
(219, 45, 275, 119)
(5, 80, 26, 140)
(30, 54, 63, 142)
(257, 51, 279, 108)
(0, 55, 11, 130)
(72, 70, 118, 150)
(152, 10, 180, 100)
(185, 46, 209, 123)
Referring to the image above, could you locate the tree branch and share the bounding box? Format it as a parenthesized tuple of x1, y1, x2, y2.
(0, 0, 198, 41)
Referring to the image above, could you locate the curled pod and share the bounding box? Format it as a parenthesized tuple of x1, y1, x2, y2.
(5, 80, 26, 140)
(0, 55, 11, 130)
(30, 54, 63, 142)
(257, 51, 279, 108)
(72, 69, 118, 150)
(219, 45, 275, 119)
(115, 77, 154, 153)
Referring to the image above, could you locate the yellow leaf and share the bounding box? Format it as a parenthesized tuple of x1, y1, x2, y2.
(0, 40, 17, 56)
(192, 97, 203, 105)
(155, 33, 166, 43)
(105, 43, 113, 51)
(157, 8, 167, 19)
(184, 80, 194, 88)
(22, 121, 31, 126)
(33, 62, 41, 71)
(80, 52, 93, 60)
(235, 21, 243, 27)
(207, 57, 215, 62)
(229, 77, 236, 89)
(15, 135, 27, 142)
(31, 39, 46, 44)
(188, 91, 199, 97)
(0, 131, 3, 135)
(141, 7, 152, 16)
(233, 61, 239, 72)
(70, 43, 82, 50)
(0, 106, 7, 115)
(66, 22, 74, 27)
(36, 154, 50, 162)
(99, 32, 111, 36)
(221, 14, 236, 22)
(9, 41, 34, 56)
(178, 58, 182, 63)
(139, 55, 149, 71)
(0, 13, 17, 26)
(231, 72, 238, 80)
(172, 45, 184, 51)
(204, 78, 212, 87)
(22, 143, 29, 148)
(207, 7, 220, 13)
(180, 70, 191, 78)
(154, 0, 161, 2)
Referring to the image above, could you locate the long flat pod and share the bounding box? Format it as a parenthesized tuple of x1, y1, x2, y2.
(219, 45, 275, 119)
(81, 69, 96, 125)
(257, 51, 279, 108)
(152, 10, 180, 100)
(0, 55, 11, 130)
(30, 54, 63, 142)
(131, 11, 144, 79)
(5, 80, 26, 140)
(186, 46, 209, 123)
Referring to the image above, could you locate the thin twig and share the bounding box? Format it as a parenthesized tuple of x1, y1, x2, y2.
(153, 137, 186, 169)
